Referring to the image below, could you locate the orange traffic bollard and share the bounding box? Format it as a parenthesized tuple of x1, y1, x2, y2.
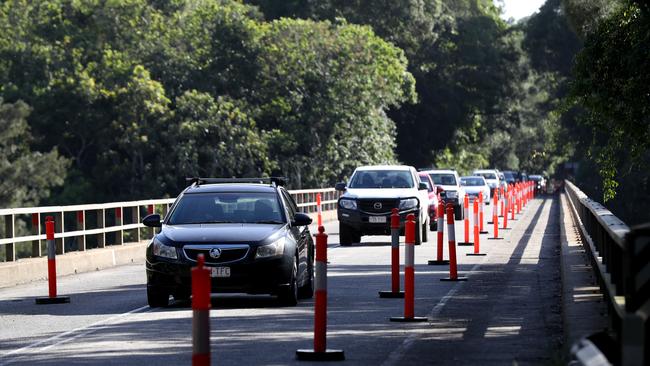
(35, 216, 70, 305)
(380, 209, 405, 298)
(441, 204, 467, 282)
(468, 199, 486, 256)
(391, 214, 428, 322)
(429, 204, 449, 265)
(502, 190, 509, 230)
(458, 195, 472, 246)
(316, 193, 322, 227)
(489, 190, 503, 240)
(297, 227, 345, 361)
(479, 192, 488, 234)
(192, 254, 211, 366)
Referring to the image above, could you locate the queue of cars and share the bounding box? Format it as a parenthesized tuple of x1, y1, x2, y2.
(141, 167, 545, 307)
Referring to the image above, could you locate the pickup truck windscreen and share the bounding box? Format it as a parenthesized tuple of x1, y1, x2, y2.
(349, 170, 414, 189)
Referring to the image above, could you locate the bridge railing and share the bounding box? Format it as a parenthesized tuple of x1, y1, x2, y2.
(0, 188, 340, 263)
(565, 180, 648, 366)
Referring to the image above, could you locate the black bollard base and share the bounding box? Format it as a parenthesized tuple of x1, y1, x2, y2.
(389, 316, 428, 322)
(428, 259, 449, 265)
(378, 290, 405, 298)
(35, 296, 70, 305)
(466, 253, 487, 256)
(480, 231, 489, 234)
(487, 237, 504, 240)
(296, 349, 345, 361)
(440, 276, 467, 282)
(457, 242, 473, 246)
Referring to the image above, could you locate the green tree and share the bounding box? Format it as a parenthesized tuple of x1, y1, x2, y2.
(0, 100, 69, 208)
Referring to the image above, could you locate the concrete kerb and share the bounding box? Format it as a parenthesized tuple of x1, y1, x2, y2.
(559, 193, 607, 358)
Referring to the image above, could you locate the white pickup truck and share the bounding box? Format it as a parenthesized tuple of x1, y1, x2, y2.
(335, 165, 430, 245)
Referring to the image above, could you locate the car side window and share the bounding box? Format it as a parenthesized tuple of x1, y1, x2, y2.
(280, 189, 297, 218)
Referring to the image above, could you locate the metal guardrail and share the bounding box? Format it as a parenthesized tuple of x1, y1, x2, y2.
(0, 188, 340, 263)
(565, 180, 648, 366)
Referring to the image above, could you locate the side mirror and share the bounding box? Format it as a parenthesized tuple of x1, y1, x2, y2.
(335, 182, 346, 191)
(418, 182, 428, 190)
(142, 214, 162, 228)
(292, 213, 313, 227)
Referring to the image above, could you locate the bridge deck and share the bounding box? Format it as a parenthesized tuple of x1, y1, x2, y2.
(0, 195, 601, 365)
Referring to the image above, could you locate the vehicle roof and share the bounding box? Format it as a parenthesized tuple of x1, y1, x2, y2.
(461, 176, 486, 180)
(422, 169, 457, 174)
(473, 169, 498, 173)
(355, 165, 413, 171)
(183, 184, 278, 194)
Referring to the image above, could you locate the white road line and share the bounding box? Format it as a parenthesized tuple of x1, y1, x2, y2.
(0, 305, 150, 365)
(380, 261, 483, 366)
(381, 200, 537, 366)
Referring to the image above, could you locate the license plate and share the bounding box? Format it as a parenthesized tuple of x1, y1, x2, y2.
(211, 267, 230, 278)
(369, 216, 387, 223)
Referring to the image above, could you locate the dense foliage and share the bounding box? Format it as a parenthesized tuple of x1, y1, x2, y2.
(0, 0, 647, 226)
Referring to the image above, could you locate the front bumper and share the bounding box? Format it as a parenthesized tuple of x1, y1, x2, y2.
(338, 207, 420, 235)
(145, 251, 292, 295)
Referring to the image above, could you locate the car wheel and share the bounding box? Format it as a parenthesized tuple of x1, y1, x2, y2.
(414, 217, 422, 245)
(421, 217, 428, 242)
(173, 291, 191, 303)
(147, 286, 169, 308)
(430, 218, 437, 231)
(353, 231, 362, 244)
(298, 256, 314, 299)
(454, 204, 463, 221)
(339, 223, 353, 246)
(278, 256, 298, 306)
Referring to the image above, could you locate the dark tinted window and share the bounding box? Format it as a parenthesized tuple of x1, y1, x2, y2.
(168, 192, 284, 224)
(429, 173, 456, 186)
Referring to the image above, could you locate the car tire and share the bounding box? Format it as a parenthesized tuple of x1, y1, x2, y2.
(414, 217, 422, 245)
(298, 256, 314, 299)
(455, 204, 463, 221)
(278, 256, 298, 306)
(147, 286, 169, 308)
(339, 223, 353, 246)
(173, 291, 191, 303)
(430, 217, 437, 231)
(421, 218, 428, 242)
(352, 232, 362, 244)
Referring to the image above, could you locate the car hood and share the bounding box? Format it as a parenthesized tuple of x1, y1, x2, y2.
(342, 188, 420, 199)
(160, 223, 284, 245)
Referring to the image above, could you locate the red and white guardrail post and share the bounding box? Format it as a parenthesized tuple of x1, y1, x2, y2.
(192, 254, 211, 366)
(428, 204, 449, 265)
(458, 195, 472, 246)
(511, 187, 516, 221)
(35, 216, 70, 304)
(467, 199, 486, 256)
(380, 209, 405, 298)
(441, 203, 467, 282)
(502, 189, 509, 230)
(391, 214, 428, 322)
(297, 226, 345, 361)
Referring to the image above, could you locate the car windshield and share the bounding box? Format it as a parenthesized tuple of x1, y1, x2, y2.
(349, 170, 414, 188)
(476, 172, 497, 179)
(429, 173, 456, 186)
(460, 177, 485, 186)
(503, 172, 515, 180)
(529, 175, 542, 181)
(168, 192, 284, 225)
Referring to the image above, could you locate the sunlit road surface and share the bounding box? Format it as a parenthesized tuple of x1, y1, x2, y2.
(0, 197, 561, 365)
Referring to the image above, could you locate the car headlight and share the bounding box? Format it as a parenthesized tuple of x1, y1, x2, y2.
(256, 237, 286, 259)
(339, 199, 357, 210)
(399, 198, 418, 210)
(153, 238, 177, 259)
(446, 191, 458, 199)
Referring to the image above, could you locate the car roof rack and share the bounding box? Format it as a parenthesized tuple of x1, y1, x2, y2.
(185, 177, 288, 187)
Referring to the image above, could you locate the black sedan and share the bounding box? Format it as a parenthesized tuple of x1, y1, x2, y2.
(142, 178, 314, 307)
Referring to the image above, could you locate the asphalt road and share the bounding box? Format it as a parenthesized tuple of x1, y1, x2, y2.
(0, 196, 561, 365)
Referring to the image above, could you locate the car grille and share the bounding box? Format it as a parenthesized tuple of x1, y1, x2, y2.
(183, 245, 250, 264)
(359, 199, 399, 214)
